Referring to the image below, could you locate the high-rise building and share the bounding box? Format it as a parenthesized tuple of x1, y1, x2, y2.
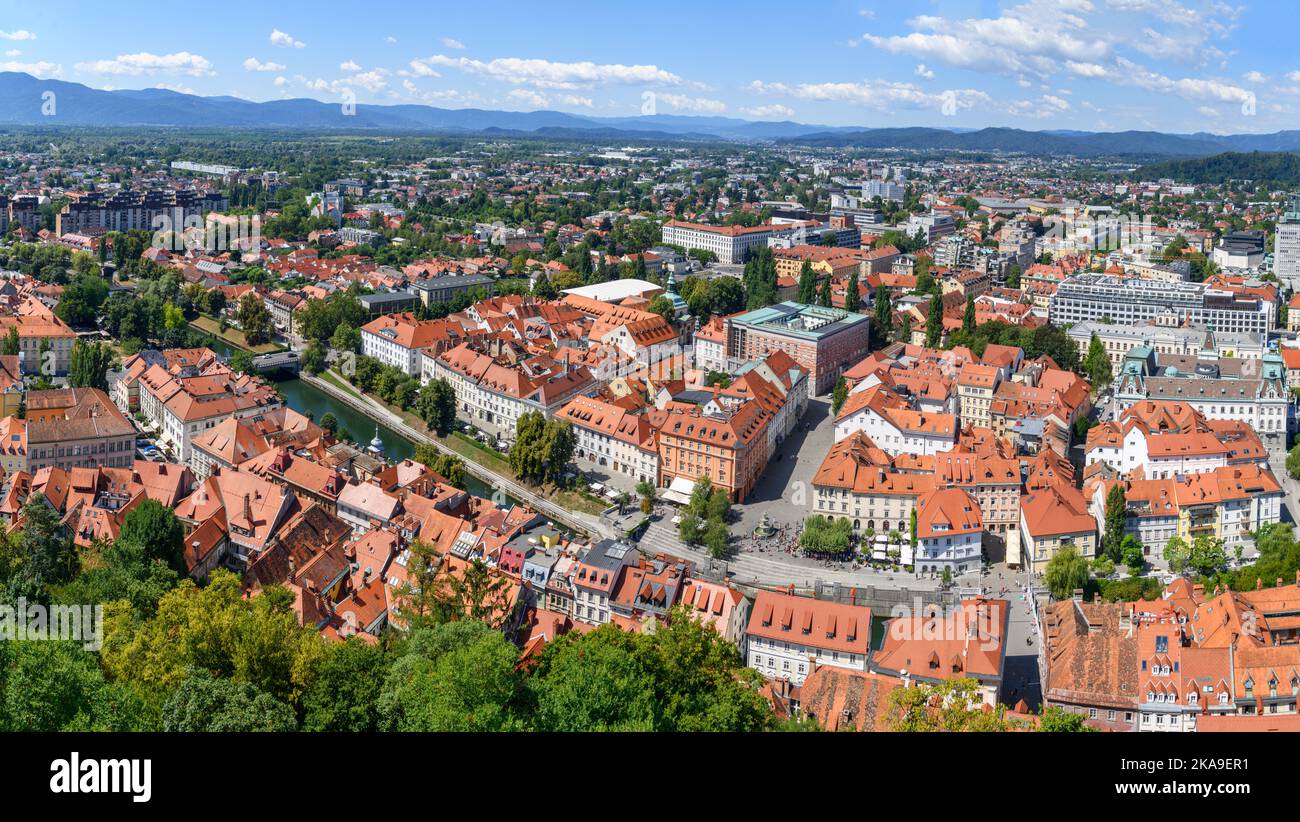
(1274, 196, 1300, 290)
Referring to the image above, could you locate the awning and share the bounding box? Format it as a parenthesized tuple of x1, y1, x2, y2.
(661, 476, 696, 506)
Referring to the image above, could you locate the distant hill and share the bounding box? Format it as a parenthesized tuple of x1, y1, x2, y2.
(1136, 151, 1300, 186)
(776, 127, 1237, 157)
(6, 71, 1300, 158)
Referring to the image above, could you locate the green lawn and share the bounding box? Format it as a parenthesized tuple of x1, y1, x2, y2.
(189, 316, 281, 354)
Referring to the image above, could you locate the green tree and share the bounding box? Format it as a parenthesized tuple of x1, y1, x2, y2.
(797, 261, 818, 304)
(161, 670, 297, 732)
(117, 498, 187, 574)
(378, 621, 524, 731)
(1103, 483, 1127, 561)
(844, 269, 860, 311)
(647, 294, 675, 320)
(889, 677, 1008, 732)
(319, 412, 338, 436)
(0, 640, 146, 731)
(416, 378, 457, 436)
(330, 322, 361, 353)
(873, 284, 892, 347)
(962, 294, 976, 334)
(635, 480, 656, 515)
(67, 339, 115, 390)
(678, 511, 702, 545)
(817, 273, 833, 307)
(703, 517, 730, 559)
(300, 340, 327, 375)
(6, 493, 76, 602)
(1189, 534, 1228, 577)
(235, 292, 273, 345)
(925, 294, 944, 347)
(1163, 535, 1190, 576)
(1084, 332, 1113, 388)
(1038, 705, 1097, 732)
(301, 637, 387, 732)
(831, 376, 848, 414)
(1120, 534, 1145, 576)
(528, 626, 657, 731)
(1044, 545, 1089, 600)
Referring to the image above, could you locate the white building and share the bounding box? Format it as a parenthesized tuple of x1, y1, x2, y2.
(833, 386, 956, 457)
(744, 591, 872, 686)
(912, 488, 983, 577)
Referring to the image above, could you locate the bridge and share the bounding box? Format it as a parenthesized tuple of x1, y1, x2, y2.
(250, 350, 301, 374)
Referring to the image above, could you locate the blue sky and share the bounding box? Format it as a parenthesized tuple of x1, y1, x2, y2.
(2, 0, 1299, 133)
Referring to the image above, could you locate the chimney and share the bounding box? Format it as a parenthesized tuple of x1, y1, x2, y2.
(243, 493, 252, 525)
(287, 556, 297, 581)
(1072, 588, 1084, 603)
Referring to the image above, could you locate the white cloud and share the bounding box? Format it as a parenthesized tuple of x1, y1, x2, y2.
(441, 37, 465, 50)
(862, 3, 1111, 79)
(0, 30, 35, 41)
(740, 103, 795, 119)
(76, 52, 215, 77)
(340, 60, 361, 72)
(416, 54, 681, 89)
(243, 57, 285, 72)
(4, 49, 20, 58)
(558, 93, 594, 108)
(0, 60, 60, 77)
(914, 64, 935, 80)
(507, 88, 549, 108)
(270, 29, 305, 49)
(273, 76, 288, 87)
(406, 59, 440, 78)
(345, 68, 389, 92)
(749, 78, 990, 113)
(385, 36, 398, 44)
(656, 92, 726, 113)
(1244, 70, 1268, 83)
(861, 0, 1239, 84)
(1198, 105, 1220, 116)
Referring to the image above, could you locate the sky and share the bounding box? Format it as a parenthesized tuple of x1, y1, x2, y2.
(2, 0, 1299, 134)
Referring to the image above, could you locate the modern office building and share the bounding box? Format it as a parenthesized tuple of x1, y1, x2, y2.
(1049, 274, 1275, 336)
(1212, 230, 1267, 271)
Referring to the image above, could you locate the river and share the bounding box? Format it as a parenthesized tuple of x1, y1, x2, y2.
(195, 333, 501, 500)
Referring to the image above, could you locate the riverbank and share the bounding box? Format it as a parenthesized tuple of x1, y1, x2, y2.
(189, 315, 283, 354)
(299, 370, 615, 540)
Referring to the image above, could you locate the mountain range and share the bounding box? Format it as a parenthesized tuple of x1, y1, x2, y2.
(5, 71, 1300, 158)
